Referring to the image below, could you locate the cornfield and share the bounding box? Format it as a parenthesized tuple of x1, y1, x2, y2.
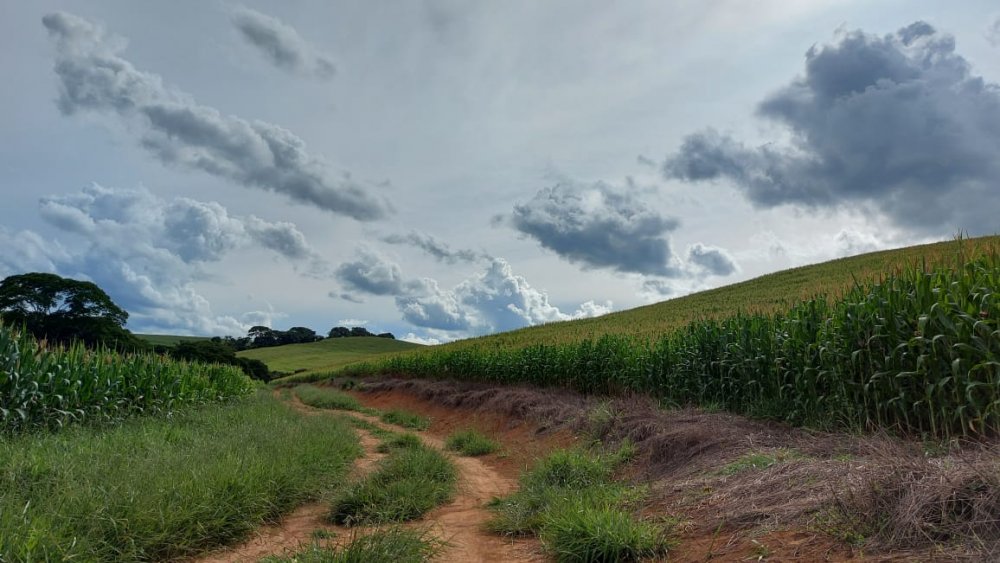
(0, 325, 254, 433)
(347, 250, 1000, 438)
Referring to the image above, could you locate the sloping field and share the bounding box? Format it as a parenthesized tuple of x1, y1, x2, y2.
(337, 235, 1000, 438)
(443, 234, 1000, 349)
(239, 336, 422, 374)
(136, 333, 212, 347)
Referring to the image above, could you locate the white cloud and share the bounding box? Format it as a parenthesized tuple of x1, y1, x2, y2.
(5, 183, 319, 335)
(42, 11, 389, 220)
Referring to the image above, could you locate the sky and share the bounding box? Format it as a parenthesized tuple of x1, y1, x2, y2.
(2, 1, 999, 344)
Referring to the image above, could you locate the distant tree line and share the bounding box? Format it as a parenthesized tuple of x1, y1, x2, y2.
(225, 325, 395, 351)
(0, 272, 395, 384)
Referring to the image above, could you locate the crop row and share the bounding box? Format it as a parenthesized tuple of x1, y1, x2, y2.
(347, 252, 1000, 438)
(0, 325, 254, 433)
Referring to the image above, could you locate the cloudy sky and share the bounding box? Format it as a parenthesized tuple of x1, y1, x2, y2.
(2, 1, 999, 343)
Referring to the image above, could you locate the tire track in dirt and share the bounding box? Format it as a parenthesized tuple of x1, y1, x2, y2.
(344, 410, 546, 563)
(195, 395, 544, 562)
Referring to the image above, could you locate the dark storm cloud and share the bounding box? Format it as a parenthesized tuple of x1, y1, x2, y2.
(663, 21, 1000, 234)
(687, 243, 738, 277)
(42, 12, 389, 221)
(510, 181, 682, 276)
(230, 6, 336, 79)
(381, 231, 486, 264)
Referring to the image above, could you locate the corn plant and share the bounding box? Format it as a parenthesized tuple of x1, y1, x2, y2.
(344, 247, 1000, 438)
(0, 325, 254, 433)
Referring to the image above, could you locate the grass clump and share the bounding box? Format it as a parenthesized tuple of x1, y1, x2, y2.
(379, 409, 430, 430)
(261, 527, 442, 563)
(445, 429, 500, 456)
(377, 432, 423, 453)
(0, 392, 361, 562)
(718, 448, 803, 475)
(330, 443, 456, 525)
(487, 446, 671, 561)
(295, 384, 375, 414)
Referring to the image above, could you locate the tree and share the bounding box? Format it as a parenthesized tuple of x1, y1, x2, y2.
(350, 326, 373, 337)
(328, 326, 351, 338)
(0, 272, 139, 349)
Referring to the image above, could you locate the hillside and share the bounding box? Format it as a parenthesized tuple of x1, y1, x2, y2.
(136, 333, 212, 347)
(238, 336, 422, 375)
(439, 234, 1000, 350)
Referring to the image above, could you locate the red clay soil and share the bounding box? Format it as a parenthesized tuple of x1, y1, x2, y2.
(198, 392, 546, 562)
(346, 378, 978, 562)
(348, 388, 578, 482)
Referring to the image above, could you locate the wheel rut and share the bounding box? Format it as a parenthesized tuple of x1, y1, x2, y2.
(194, 395, 544, 562)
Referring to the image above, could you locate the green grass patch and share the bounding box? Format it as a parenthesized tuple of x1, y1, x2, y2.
(379, 409, 430, 430)
(295, 384, 376, 414)
(487, 446, 671, 561)
(445, 429, 500, 456)
(718, 449, 803, 475)
(261, 527, 443, 563)
(239, 336, 422, 377)
(0, 392, 361, 561)
(330, 443, 456, 525)
(377, 432, 423, 453)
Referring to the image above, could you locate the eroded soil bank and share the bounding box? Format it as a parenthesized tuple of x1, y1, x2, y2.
(345, 377, 1000, 562)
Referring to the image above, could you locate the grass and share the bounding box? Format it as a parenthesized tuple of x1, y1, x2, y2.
(0, 392, 361, 561)
(239, 336, 422, 377)
(294, 384, 377, 414)
(330, 442, 456, 525)
(718, 449, 803, 475)
(445, 429, 500, 456)
(261, 528, 443, 563)
(487, 446, 671, 561)
(379, 409, 430, 430)
(377, 432, 423, 453)
(134, 333, 212, 347)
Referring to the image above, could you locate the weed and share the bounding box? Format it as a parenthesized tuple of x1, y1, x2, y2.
(718, 449, 802, 475)
(377, 433, 423, 453)
(445, 429, 499, 456)
(487, 445, 671, 561)
(295, 385, 377, 414)
(330, 444, 456, 525)
(379, 410, 430, 430)
(262, 527, 443, 563)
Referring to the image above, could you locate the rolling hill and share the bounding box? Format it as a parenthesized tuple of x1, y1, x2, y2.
(238, 336, 422, 375)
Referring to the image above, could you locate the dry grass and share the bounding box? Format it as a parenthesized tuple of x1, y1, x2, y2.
(355, 377, 1000, 559)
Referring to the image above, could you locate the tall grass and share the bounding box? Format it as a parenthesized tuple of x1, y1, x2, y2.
(0, 392, 361, 561)
(0, 324, 253, 433)
(345, 249, 1000, 438)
